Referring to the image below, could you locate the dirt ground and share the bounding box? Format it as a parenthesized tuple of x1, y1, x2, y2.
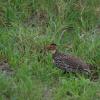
(0, 59, 14, 76)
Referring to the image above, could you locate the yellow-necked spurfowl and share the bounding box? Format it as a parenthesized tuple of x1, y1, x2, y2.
(47, 43, 91, 75)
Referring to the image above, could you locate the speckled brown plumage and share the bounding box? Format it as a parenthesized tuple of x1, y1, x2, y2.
(47, 43, 91, 74)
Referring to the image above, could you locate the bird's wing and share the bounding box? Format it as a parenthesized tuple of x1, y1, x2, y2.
(59, 54, 90, 71)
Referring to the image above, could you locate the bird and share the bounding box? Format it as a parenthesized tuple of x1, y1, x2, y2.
(47, 43, 91, 75)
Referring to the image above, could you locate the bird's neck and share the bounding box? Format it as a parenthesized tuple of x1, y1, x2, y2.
(52, 50, 59, 57)
(51, 49, 57, 54)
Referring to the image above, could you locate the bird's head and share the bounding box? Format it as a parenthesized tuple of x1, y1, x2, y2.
(47, 43, 57, 54)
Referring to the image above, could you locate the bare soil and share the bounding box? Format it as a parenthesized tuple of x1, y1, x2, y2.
(0, 59, 14, 76)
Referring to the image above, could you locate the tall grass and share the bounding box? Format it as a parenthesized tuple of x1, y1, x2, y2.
(0, 0, 100, 99)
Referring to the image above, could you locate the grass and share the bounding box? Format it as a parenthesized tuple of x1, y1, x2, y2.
(0, 0, 100, 100)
